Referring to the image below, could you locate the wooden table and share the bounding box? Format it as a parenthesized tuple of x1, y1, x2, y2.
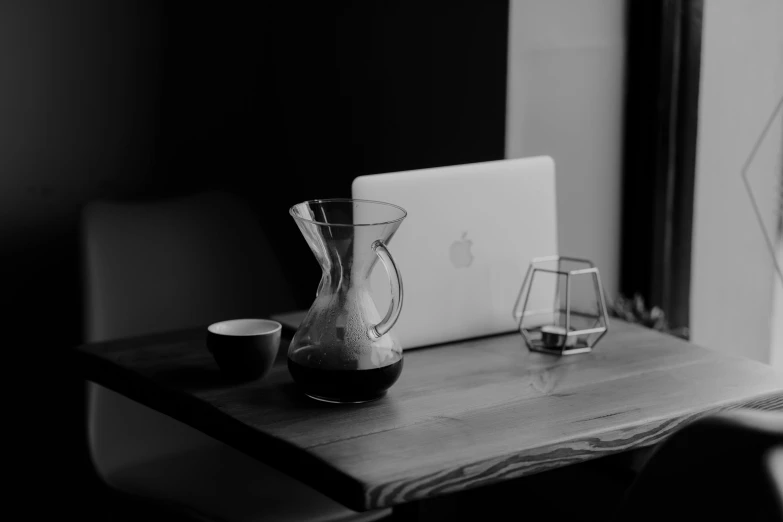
(74, 320, 783, 513)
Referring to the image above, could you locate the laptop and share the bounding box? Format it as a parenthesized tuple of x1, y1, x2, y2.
(349, 156, 559, 350)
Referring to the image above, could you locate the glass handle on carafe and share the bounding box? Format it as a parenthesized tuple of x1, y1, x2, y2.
(369, 239, 403, 339)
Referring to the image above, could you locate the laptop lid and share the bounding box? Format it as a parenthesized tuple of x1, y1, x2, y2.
(351, 156, 558, 349)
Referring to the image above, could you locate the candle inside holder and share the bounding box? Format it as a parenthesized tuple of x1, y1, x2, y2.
(540, 325, 576, 348)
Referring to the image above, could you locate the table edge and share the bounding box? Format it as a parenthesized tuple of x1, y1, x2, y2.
(357, 391, 783, 508)
(74, 347, 374, 512)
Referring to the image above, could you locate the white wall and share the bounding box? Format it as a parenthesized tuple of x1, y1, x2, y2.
(691, 0, 783, 363)
(505, 0, 625, 300)
(772, 238, 783, 373)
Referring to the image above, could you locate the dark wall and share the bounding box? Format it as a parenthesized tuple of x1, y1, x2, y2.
(3, 1, 508, 516)
(157, 2, 510, 306)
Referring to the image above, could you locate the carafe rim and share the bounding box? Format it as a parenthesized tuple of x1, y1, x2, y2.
(289, 198, 407, 227)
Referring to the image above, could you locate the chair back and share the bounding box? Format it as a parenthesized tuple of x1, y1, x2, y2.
(614, 409, 783, 522)
(83, 190, 295, 342)
(81, 190, 295, 477)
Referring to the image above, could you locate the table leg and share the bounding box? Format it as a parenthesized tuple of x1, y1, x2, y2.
(390, 497, 466, 522)
(390, 501, 422, 522)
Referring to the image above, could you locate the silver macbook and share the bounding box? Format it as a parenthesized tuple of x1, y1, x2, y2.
(350, 156, 558, 350)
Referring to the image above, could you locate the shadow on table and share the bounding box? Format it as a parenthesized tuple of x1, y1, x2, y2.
(151, 365, 234, 390)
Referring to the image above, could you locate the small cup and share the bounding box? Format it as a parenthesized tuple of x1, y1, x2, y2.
(206, 319, 282, 382)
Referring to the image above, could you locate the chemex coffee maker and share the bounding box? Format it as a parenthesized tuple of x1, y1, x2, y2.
(287, 199, 407, 403)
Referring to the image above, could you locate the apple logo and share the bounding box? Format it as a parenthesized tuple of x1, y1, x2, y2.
(449, 232, 474, 268)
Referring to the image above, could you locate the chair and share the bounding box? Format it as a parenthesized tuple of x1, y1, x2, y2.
(81, 190, 389, 522)
(449, 408, 783, 522)
(612, 408, 783, 522)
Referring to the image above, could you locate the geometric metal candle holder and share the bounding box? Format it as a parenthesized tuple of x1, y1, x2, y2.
(512, 255, 610, 355)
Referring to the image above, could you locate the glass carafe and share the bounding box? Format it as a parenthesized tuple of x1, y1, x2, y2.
(287, 199, 407, 403)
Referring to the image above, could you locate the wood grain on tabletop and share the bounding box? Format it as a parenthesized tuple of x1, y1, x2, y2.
(74, 320, 783, 511)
